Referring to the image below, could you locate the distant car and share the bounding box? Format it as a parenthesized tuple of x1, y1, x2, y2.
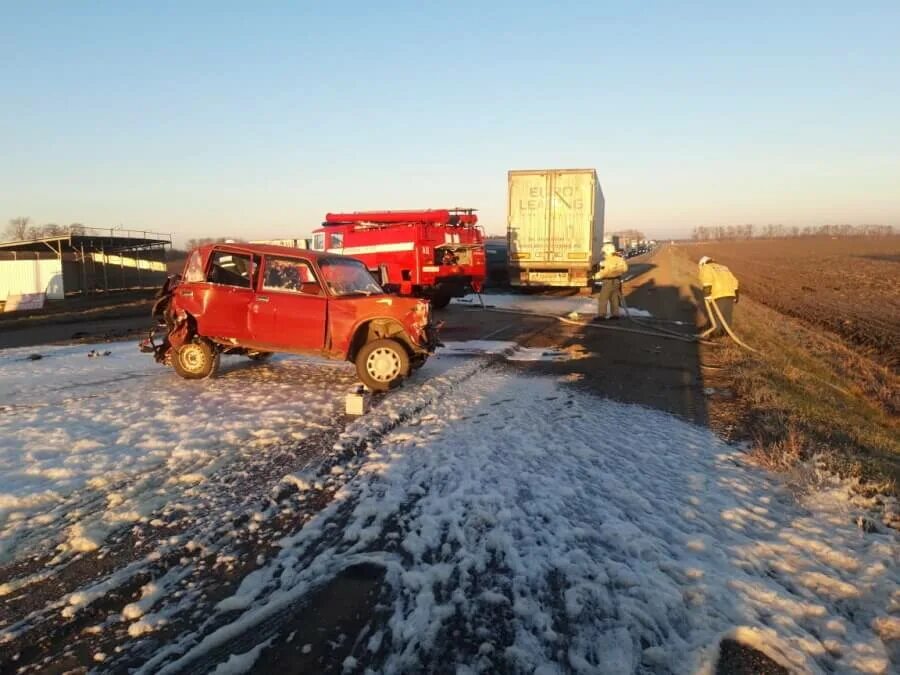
(485, 241, 509, 287)
(141, 243, 440, 390)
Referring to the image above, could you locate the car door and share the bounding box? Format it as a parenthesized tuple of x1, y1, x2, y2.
(251, 255, 328, 351)
(196, 248, 259, 340)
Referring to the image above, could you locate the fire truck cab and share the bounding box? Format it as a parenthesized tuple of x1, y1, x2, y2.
(311, 209, 486, 308)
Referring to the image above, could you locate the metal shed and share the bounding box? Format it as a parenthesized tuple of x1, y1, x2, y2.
(0, 227, 171, 303)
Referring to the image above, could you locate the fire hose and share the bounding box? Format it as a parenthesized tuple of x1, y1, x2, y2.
(696, 297, 759, 353)
(468, 282, 758, 352)
(467, 289, 701, 344)
(618, 284, 758, 352)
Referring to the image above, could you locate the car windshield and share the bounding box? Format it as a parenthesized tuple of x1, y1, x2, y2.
(318, 257, 384, 296)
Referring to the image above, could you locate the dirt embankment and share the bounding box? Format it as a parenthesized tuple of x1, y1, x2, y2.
(668, 242, 899, 501)
(685, 236, 900, 372)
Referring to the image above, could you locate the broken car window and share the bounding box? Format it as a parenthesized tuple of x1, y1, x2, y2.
(262, 257, 321, 294)
(318, 257, 383, 296)
(184, 250, 205, 282)
(207, 250, 255, 288)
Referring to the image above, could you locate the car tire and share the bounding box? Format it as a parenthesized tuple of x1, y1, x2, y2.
(247, 351, 273, 362)
(173, 339, 220, 379)
(430, 293, 451, 310)
(355, 338, 409, 391)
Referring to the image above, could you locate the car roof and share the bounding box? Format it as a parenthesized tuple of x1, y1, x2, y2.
(197, 242, 340, 262)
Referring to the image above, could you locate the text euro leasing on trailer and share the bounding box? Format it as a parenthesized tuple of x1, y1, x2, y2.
(507, 169, 604, 289)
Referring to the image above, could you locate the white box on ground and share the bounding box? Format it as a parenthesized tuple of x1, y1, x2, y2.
(345, 390, 370, 415)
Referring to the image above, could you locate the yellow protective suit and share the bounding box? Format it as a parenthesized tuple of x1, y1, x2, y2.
(594, 254, 628, 280)
(699, 262, 739, 300)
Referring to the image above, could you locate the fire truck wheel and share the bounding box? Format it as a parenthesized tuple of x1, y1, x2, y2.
(430, 293, 451, 310)
(356, 339, 409, 391)
(247, 351, 273, 362)
(173, 339, 220, 379)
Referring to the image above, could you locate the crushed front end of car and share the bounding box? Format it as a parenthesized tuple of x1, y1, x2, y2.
(139, 275, 189, 364)
(404, 299, 443, 354)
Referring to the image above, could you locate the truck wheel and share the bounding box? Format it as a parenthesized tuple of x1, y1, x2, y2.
(173, 339, 220, 379)
(355, 339, 409, 391)
(430, 293, 451, 310)
(247, 351, 273, 362)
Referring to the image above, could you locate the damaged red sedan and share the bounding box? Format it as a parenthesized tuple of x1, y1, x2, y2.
(141, 243, 440, 390)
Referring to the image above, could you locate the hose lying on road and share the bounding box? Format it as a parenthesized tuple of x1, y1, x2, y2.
(617, 290, 705, 343)
(616, 283, 760, 354)
(466, 304, 702, 344)
(465, 282, 758, 352)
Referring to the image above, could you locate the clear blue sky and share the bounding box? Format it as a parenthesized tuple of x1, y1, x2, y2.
(2, 1, 898, 245)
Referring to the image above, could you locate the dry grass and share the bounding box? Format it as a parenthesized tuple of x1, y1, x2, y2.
(667, 246, 900, 501)
(721, 298, 899, 495)
(747, 420, 808, 473)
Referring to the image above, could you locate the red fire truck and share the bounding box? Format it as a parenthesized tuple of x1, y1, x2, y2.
(311, 209, 486, 308)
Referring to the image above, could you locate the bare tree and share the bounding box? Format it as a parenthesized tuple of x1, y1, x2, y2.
(3, 219, 91, 242)
(4, 216, 31, 241)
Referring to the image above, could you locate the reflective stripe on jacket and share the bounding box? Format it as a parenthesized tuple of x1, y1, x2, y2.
(699, 262, 739, 300)
(594, 254, 628, 280)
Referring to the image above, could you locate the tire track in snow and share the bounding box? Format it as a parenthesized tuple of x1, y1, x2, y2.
(132, 356, 499, 674)
(157, 365, 897, 674)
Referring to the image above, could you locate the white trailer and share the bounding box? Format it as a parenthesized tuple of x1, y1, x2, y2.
(507, 168, 604, 289)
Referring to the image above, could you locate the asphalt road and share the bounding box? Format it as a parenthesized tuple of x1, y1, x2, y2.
(2, 249, 785, 674)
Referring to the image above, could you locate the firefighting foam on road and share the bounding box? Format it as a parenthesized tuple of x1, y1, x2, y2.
(0, 329, 896, 674)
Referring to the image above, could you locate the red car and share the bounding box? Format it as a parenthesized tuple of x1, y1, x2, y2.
(141, 243, 439, 390)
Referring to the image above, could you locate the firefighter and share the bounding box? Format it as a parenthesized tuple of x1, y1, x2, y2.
(593, 243, 629, 320)
(698, 256, 739, 335)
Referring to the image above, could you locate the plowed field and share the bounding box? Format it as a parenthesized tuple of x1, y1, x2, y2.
(688, 237, 900, 371)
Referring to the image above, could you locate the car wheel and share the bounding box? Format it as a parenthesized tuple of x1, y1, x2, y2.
(173, 339, 220, 379)
(247, 351, 273, 362)
(355, 338, 409, 391)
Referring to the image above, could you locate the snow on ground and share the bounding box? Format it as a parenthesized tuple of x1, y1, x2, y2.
(0, 341, 355, 563)
(157, 363, 898, 674)
(2, 339, 896, 673)
(453, 293, 653, 318)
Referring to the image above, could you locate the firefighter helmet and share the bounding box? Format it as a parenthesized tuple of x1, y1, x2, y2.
(699, 256, 712, 266)
(602, 243, 616, 256)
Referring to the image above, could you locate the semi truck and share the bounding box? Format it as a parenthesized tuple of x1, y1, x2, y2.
(604, 234, 621, 251)
(507, 169, 604, 290)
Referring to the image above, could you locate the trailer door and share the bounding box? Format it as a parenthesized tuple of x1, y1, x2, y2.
(548, 171, 593, 265)
(508, 172, 550, 264)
